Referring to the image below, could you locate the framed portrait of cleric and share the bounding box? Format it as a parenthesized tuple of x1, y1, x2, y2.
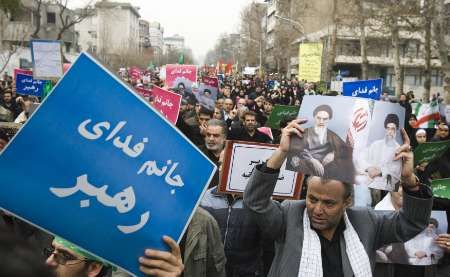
(286, 96, 355, 184)
(376, 211, 447, 265)
(354, 101, 405, 191)
(219, 140, 303, 200)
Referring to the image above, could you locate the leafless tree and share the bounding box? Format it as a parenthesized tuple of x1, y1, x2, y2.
(54, 0, 95, 41)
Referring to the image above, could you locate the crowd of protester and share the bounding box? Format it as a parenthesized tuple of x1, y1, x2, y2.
(0, 68, 449, 277)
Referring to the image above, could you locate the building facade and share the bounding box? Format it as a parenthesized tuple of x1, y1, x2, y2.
(163, 34, 185, 53)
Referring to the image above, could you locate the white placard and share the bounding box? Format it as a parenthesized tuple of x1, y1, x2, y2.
(31, 40, 63, 80)
(222, 142, 302, 199)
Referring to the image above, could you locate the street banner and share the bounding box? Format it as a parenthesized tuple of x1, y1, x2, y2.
(165, 64, 197, 93)
(151, 86, 182, 125)
(195, 76, 219, 110)
(343, 79, 382, 100)
(414, 140, 450, 165)
(432, 178, 450, 200)
(298, 43, 323, 82)
(219, 141, 303, 199)
(287, 96, 405, 191)
(266, 105, 300, 129)
(0, 52, 216, 276)
(30, 40, 63, 80)
(411, 101, 441, 128)
(14, 69, 45, 97)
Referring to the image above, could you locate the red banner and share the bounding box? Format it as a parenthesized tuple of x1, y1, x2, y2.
(136, 86, 182, 125)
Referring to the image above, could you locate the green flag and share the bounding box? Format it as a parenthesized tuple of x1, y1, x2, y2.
(42, 80, 53, 100)
(431, 178, 450, 200)
(265, 105, 300, 129)
(413, 140, 450, 165)
(178, 53, 185, 64)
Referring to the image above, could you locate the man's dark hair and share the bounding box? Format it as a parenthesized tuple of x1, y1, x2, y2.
(207, 119, 228, 137)
(0, 230, 55, 277)
(313, 105, 333, 119)
(204, 89, 211, 95)
(307, 177, 354, 200)
(429, 217, 439, 228)
(0, 129, 9, 142)
(243, 110, 257, 120)
(384, 113, 399, 128)
(198, 106, 214, 117)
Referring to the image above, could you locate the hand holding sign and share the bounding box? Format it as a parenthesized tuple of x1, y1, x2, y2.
(139, 236, 184, 277)
(267, 119, 307, 170)
(394, 129, 417, 190)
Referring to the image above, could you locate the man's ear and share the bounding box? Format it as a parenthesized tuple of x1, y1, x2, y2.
(87, 262, 103, 277)
(343, 195, 353, 209)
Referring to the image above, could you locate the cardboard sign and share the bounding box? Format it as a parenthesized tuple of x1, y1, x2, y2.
(150, 86, 182, 125)
(414, 140, 450, 165)
(343, 79, 382, 100)
(266, 105, 300, 129)
(219, 141, 303, 199)
(0, 52, 216, 276)
(30, 40, 63, 80)
(14, 69, 45, 97)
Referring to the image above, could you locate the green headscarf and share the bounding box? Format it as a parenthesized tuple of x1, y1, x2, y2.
(53, 237, 111, 267)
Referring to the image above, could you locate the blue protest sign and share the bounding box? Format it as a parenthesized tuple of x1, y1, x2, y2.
(343, 79, 383, 100)
(0, 52, 216, 276)
(15, 73, 45, 97)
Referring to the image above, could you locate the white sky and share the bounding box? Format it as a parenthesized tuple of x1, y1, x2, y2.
(69, 0, 260, 62)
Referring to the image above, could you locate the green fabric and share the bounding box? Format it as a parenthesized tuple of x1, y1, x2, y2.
(42, 80, 53, 99)
(178, 54, 185, 64)
(54, 237, 110, 267)
(432, 178, 450, 200)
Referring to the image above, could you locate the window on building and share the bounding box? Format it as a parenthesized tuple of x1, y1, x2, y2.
(431, 70, 443, 86)
(47, 12, 56, 24)
(65, 42, 71, 53)
(446, 3, 450, 34)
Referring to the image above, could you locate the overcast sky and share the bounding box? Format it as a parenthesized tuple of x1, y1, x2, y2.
(70, 0, 258, 62)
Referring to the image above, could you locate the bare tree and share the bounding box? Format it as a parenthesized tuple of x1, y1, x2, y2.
(54, 0, 95, 41)
(239, 1, 266, 67)
(434, 0, 450, 103)
(366, 0, 423, 96)
(0, 0, 27, 74)
(30, 0, 43, 39)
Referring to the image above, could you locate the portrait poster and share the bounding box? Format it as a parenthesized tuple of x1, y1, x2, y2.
(286, 96, 405, 191)
(376, 210, 447, 265)
(164, 64, 197, 94)
(219, 141, 303, 199)
(194, 76, 219, 110)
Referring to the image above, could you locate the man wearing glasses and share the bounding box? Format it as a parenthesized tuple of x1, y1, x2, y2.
(44, 237, 113, 277)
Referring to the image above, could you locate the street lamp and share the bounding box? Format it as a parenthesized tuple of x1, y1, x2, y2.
(240, 35, 263, 73)
(274, 14, 304, 33)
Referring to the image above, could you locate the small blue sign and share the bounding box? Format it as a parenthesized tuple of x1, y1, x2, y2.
(343, 79, 383, 100)
(15, 73, 45, 97)
(0, 53, 216, 276)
